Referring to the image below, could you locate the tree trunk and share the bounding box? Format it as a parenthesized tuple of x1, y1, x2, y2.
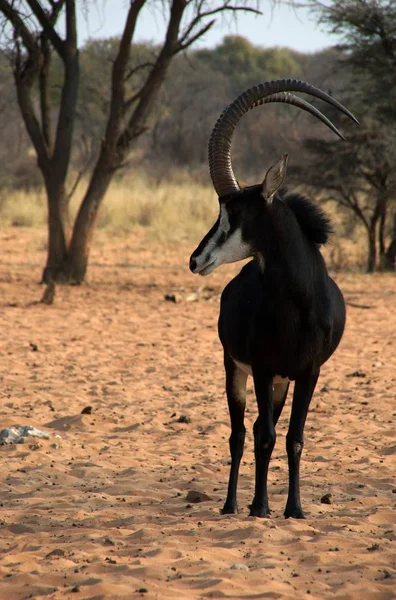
(54, 0, 187, 285)
(366, 191, 386, 273)
(377, 189, 388, 269)
(41, 176, 71, 283)
(384, 213, 396, 271)
(367, 225, 377, 273)
(65, 152, 114, 283)
(379, 210, 386, 259)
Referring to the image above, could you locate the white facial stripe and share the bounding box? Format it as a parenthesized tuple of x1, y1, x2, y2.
(207, 204, 230, 252)
(193, 205, 230, 266)
(194, 204, 252, 275)
(214, 228, 251, 265)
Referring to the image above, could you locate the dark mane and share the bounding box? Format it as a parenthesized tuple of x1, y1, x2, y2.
(281, 190, 332, 246)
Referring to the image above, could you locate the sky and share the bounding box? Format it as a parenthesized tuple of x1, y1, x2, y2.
(78, 1, 339, 53)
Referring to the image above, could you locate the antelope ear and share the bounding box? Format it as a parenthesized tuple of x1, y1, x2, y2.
(261, 154, 288, 202)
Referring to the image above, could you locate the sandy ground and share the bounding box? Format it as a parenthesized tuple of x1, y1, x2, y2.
(0, 227, 395, 600)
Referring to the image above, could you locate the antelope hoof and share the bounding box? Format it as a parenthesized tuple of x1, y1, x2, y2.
(284, 505, 305, 519)
(249, 504, 270, 518)
(221, 502, 238, 515)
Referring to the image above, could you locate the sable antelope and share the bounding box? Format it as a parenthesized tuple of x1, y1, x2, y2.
(189, 80, 358, 518)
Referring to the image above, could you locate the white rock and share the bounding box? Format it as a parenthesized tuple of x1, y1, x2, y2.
(0, 426, 50, 445)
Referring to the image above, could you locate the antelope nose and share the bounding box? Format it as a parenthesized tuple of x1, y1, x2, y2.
(189, 256, 197, 272)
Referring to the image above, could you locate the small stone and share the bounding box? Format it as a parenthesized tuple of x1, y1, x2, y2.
(71, 585, 80, 593)
(185, 293, 199, 302)
(177, 415, 190, 424)
(136, 588, 148, 594)
(103, 537, 115, 546)
(29, 443, 41, 451)
(346, 371, 366, 378)
(382, 570, 391, 579)
(320, 493, 333, 505)
(186, 490, 213, 504)
(230, 563, 249, 571)
(164, 293, 182, 303)
(81, 406, 92, 415)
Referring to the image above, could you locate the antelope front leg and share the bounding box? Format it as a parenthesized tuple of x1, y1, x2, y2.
(284, 368, 319, 519)
(250, 368, 275, 518)
(222, 354, 247, 515)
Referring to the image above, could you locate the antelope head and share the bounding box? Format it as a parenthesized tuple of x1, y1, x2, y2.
(189, 79, 358, 276)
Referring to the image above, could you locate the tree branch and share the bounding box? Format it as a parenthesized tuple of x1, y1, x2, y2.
(39, 33, 52, 151)
(0, 0, 37, 52)
(179, 19, 215, 50)
(67, 155, 91, 203)
(123, 90, 143, 111)
(64, 0, 77, 56)
(125, 61, 155, 82)
(115, 0, 187, 157)
(52, 0, 79, 177)
(14, 55, 50, 169)
(103, 0, 147, 151)
(26, 0, 65, 57)
(179, 1, 262, 47)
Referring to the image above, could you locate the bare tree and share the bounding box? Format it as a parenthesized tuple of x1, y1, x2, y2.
(298, 122, 396, 272)
(299, 0, 396, 271)
(0, 0, 263, 283)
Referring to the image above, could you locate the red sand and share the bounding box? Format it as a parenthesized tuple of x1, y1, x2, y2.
(0, 228, 395, 599)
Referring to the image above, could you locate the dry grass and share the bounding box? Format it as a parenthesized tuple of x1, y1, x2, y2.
(92, 171, 218, 242)
(0, 189, 47, 228)
(0, 170, 217, 242)
(0, 170, 369, 270)
(319, 198, 368, 271)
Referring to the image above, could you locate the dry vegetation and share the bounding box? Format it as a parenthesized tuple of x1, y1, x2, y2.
(0, 172, 369, 271)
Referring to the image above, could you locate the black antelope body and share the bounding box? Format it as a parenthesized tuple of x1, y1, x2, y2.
(189, 80, 358, 518)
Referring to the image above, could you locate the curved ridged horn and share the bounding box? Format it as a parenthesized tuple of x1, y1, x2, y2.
(208, 79, 359, 198)
(252, 92, 346, 141)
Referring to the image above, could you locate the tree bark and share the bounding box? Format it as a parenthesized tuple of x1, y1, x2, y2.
(65, 151, 114, 283)
(384, 213, 396, 271)
(367, 225, 377, 273)
(366, 189, 387, 273)
(378, 207, 386, 259)
(40, 51, 79, 282)
(377, 188, 388, 269)
(42, 176, 70, 282)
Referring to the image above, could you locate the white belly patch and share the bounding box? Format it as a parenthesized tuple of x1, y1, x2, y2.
(234, 359, 289, 385)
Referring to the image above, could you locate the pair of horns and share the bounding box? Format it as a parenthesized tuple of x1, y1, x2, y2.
(208, 79, 359, 198)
